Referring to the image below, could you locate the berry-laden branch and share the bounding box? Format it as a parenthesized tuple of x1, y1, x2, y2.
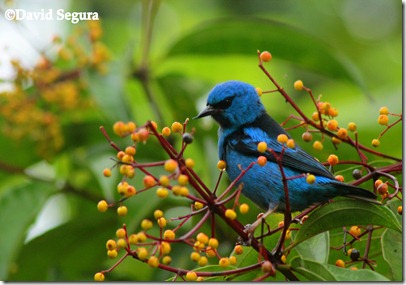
(94, 51, 401, 281)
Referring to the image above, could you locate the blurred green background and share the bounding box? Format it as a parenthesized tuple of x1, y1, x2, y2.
(0, 0, 401, 281)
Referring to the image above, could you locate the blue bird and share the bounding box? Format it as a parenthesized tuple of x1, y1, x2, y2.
(195, 81, 377, 219)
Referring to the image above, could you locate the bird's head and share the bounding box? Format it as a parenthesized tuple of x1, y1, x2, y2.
(195, 81, 265, 128)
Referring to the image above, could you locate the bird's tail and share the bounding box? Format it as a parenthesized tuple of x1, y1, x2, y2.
(332, 182, 381, 205)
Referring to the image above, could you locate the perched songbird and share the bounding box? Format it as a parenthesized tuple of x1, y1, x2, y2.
(195, 81, 377, 216)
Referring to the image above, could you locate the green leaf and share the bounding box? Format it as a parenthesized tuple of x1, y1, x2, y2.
(381, 229, 402, 281)
(290, 257, 336, 281)
(166, 17, 366, 89)
(294, 231, 329, 264)
(0, 179, 55, 280)
(326, 265, 390, 281)
(288, 200, 401, 251)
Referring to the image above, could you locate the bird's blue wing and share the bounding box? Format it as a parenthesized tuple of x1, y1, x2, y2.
(223, 112, 335, 179)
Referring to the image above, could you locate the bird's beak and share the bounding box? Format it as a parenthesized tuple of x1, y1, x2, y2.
(194, 105, 216, 119)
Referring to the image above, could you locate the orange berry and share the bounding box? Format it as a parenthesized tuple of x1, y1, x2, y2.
(337, 128, 348, 139)
(377, 182, 388, 195)
(277, 134, 289, 144)
(349, 226, 361, 237)
(113, 121, 126, 136)
(97, 200, 109, 212)
(302, 131, 313, 142)
(257, 155, 267, 166)
(103, 168, 112, 177)
(171, 121, 183, 133)
(125, 185, 136, 197)
(137, 128, 149, 142)
(328, 107, 339, 117)
(327, 154, 339, 166)
(335, 175, 344, 182)
(234, 245, 244, 255)
(196, 232, 209, 244)
(219, 257, 230, 267)
(217, 160, 227, 171)
(294, 80, 304, 91)
(164, 159, 178, 173)
(378, 114, 389, 125)
(225, 209, 237, 220)
(147, 256, 159, 268)
(185, 158, 195, 168)
(326, 119, 338, 131)
(286, 139, 295, 149)
(312, 111, 320, 121)
(143, 175, 156, 188)
(161, 126, 171, 137)
(335, 259, 345, 268)
(260, 51, 272, 62)
(397, 206, 402, 215)
(257, 141, 268, 152)
(379, 106, 389, 115)
(125, 146, 136, 156)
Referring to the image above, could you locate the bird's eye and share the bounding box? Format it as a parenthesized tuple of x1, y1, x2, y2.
(213, 98, 233, 110)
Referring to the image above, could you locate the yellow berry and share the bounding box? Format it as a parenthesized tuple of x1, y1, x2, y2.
(312, 111, 320, 121)
(186, 271, 198, 281)
(159, 175, 170, 187)
(147, 256, 159, 268)
(208, 238, 219, 249)
(378, 114, 389, 125)
(106, 239, 117, 250)
(141, 219, 153, 230)
(257, 156, 267, 166)
(257, 141, 268, 153)
(137, 232, 147, 242)
(154, 209, 164, 219)
(97, 200, 109, 212)
(185, 158, 195, 168)
(294, 80, 304, 91)
(302, 131, 313, 142)
(332, 137, 342, 145)
(229, 256, 237, 265)
(157, 217, 167, 228)
(286, 139, 295, 149)
(129, 234, 138, 244)
(234, 245, 244, 255)
(171, 121, 183, 133)
(156, 187, 169, 198)
(125, 146, 136, 156)
(219, 257, 230, 267)
(335, 175, 344, 182)
(94, 272, 105, 281)
(313, 140, 323, 150)
(225, 209, 237, 220)
(285, 229, 292, 240)
(379, 106, 389, 115)
(349, 226, 361, 237)
(260, 51, 272, 62)
(256, 87, 263, 96)
(239, 203, 250, 214)
(179, 186, 189, 197)
(107, 249, 118, 259)
(327, 154, 339, 166)
(117, 205, 128, 216)
(117, 238, 126, 249)
(113, 121, 126, 136)
(217, 160, 227, 171)
(277, 134, 289, 144)
(397, 206, 402, 215)
(335, 259, 345, 268)
(178, 174, 189, 186)
(117, 181, 128, 195)
(198, 256, 208, 266)
(163, 229, 176, 240)
(162, 256, 172, 265)
(125, 185, 136, 197)
(162, 126, 171, 137)
(348, 122, 357, 132)
(197, 232, 209, 244)
(164, 159, 178, 173)
(190, 251, 201, 262)
(116, 228, 126, 238)
(372, 139, 380, 147)
(328, 107, 339, 117)
(350, 266, 358, 271)
(306, 174, 316, 184)
(327, 119, 339, 131)
(143, 175, 156, 188)
(137, 247, 149, 260)
(103, 168, 112, 177)
(126, 122, 136, 133)
(116, 151, 126, 160)
(194, 201, 204, 210)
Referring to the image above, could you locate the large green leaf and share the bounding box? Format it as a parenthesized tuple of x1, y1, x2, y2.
(287, 200, 402, 251)
(290, 257, 336, 281)
(293, 232, 329, 264)
(326, 265, 390, 281)
(166, 17, 366, 89)
(381, 229, 402, 281)
(0, 179, 55, 280)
